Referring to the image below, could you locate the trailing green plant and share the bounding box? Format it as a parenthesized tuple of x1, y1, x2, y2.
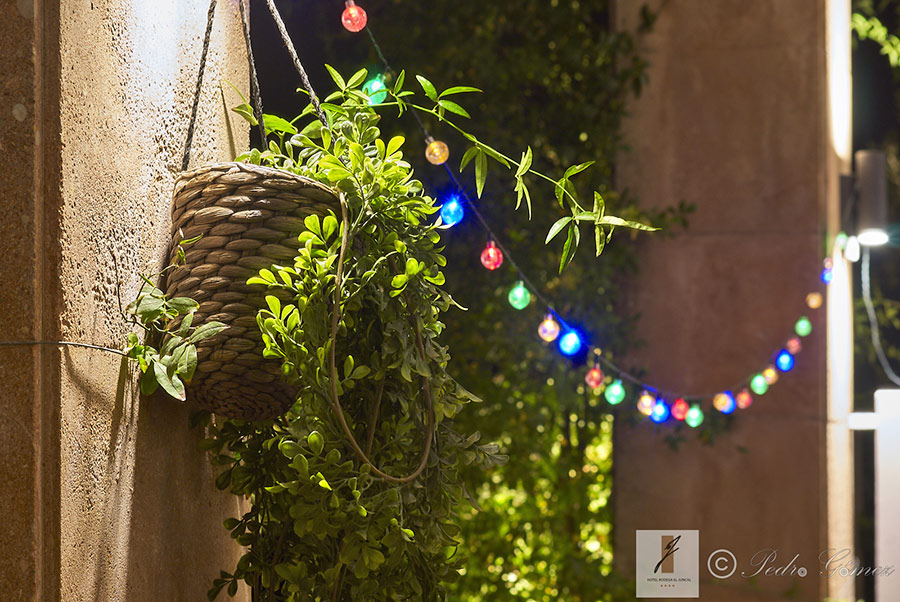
(192, 66, 655, 601)
(122, 241, 227, 400)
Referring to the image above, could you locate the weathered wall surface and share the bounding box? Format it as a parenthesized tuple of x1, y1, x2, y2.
(614, 1, 833, 600)
(57, 1, 251, 600)
(1, 0, 251, 600)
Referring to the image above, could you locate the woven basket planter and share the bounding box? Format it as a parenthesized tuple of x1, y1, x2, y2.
(165, 162, 340, 420)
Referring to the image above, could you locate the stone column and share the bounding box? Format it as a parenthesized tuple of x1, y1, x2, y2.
(1, 0, 252, 599)
(614, 1, 848, 600)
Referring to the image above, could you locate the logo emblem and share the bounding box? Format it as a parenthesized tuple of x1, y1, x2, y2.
(636, 530, 700, 598)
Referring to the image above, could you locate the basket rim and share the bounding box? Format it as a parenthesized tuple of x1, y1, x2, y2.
(175, 161, 340, 201)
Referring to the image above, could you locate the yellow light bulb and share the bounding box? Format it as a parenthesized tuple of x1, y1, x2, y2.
(806, 292, 823, 309)
(637, 392, 655, 416)
(538, 315, 560, 342)
(763, 366, 779, 385)
(425, 139, 450, 165)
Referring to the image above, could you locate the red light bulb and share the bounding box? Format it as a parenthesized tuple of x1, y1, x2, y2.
(585, 366, 604, 389)
(671, 398, 689, 421)
(786, 337, 802, 355)
(341, 0, 367, 32)
(480, 241, 503, 270)
(736, 389, 753, 409)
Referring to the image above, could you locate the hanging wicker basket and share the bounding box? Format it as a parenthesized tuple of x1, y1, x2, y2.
(165, 162, 340, 420)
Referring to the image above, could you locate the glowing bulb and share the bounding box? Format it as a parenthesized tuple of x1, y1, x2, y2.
(835, 231, 848, 249)
(806, 292, 823, 309)
(508, 281, 531, 310)
(480, 241, 503, 270)
(795, 316, 812, 337)
(341, 0, 368, 32)
(763, 366, 779, 385)
(604, 379, 626, 405)
(736, 389, 753, 409)
(650, 400, 670, 423)
(685, 405, 704, 427)
(538, 315, 560, 342)
(558, 331, 582, 356)
(585, 366, 604, 389)
(637, 391, 654, 415)
(439, 196, 464, 227)
(775, 349, 794, 372)
(846, 236, 861, 262)
(823, 257, 834, 270)
(859, 229, 889, 247)
(425, 138, 450, 165)
(363, 75, 387, 105)
(821, 267, 833, 284)
(786, 337, 802, 355)
(713, 392, 736, 414)
(671, 398, 689, 421)
(750, 373, 769, 395)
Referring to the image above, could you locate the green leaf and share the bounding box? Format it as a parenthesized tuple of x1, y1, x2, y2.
(386, 135, 405, 157)
(392, 69, 406, 94)
(415, 75, 438, 101)
(459, 146, 478, 172)
(564, 161, 595, 179)
(437, 99, 470, 118)
(439, 85, 482, 97)
(516, 146, 533, 177)
(325, 64, 346, 90)
(545, 216, 573, 243)
(263, 114, 298, 135)
(559, 226, 577, 273)
(168, 297, 198, 316)
(307, 431, 324, 456)
(596, 215, 659, 231)
(176, 312, 194, 337)
(187, 321, 227, 343)
(154, 361, 186, 401)
(594, 225, 606, 257)
(346, 67, 368, 89)
(231, 103, 258, 126)
(180, 344, 198, 382)
(475, 150, 487, 198)
(139, 368, 159, 396)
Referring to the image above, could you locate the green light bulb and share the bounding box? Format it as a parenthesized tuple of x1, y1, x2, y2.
(363, 76, 387, 105)
(604, 379, 626, 405)
(508, 281, 531, 310)
(795, 316, 812, 337)
(685, 405, 704, 428)
(750, 374, 768, 395)
(835, 231, 848, 250)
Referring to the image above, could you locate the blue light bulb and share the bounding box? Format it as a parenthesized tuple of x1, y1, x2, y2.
(650, 400, 670, 423)
(439, 196, 464, 227)
(558, 331, 582, 356)
(821, 267, 833, 284)
(775, 349, 795, 372)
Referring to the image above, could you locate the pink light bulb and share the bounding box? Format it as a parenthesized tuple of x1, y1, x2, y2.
(342, 1, 367, 32)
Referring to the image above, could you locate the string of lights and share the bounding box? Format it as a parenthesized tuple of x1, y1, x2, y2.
(338, 0, 833, 428)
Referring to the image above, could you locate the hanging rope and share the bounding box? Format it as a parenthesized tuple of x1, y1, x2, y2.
(182, 0, 219, 172)
(238, 0, 267, 146)
(262, 0, 330, 128)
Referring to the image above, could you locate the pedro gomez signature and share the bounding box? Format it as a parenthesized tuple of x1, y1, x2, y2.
(707, 548, 895, 579)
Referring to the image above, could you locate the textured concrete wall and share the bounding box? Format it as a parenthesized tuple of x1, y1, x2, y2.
(1, 0, 251, 600)
(614, 1, 835, 600)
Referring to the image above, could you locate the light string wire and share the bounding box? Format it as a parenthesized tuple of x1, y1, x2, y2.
(861, 247, 900, 386)
(351, 9, 824, 407)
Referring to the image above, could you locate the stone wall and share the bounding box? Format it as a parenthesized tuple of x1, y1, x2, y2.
(1, 0, 251, 599)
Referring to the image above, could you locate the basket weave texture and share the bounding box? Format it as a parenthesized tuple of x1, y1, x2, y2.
(165, 162, 340, 420)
